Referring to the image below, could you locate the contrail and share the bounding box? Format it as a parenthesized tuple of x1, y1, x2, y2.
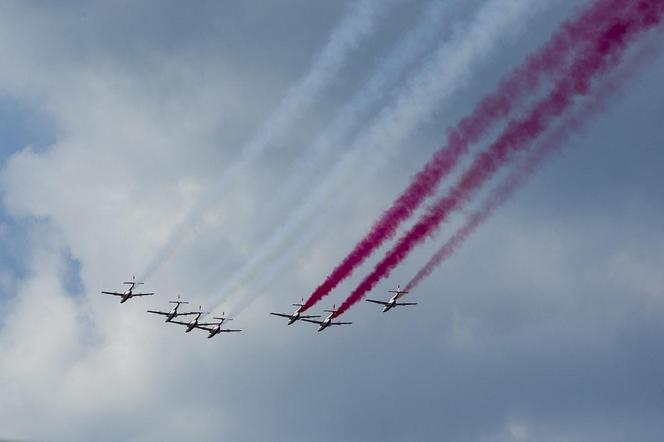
(333, 0, 664, 317)
(213, 0, 556, 311)
(219, 215, 327, 317)
(405, 35, 661, 291)
(139, 0, 392, 281)
(302, 0, 636, 313)
(194, 0, 452, 296)
(259, 0, 452, 233)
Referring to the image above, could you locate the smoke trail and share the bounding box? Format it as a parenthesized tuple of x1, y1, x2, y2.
(302, 0, 636, 312)
(213, 0, 557, 311)
(208, 0, 554, 311)
(194, 0, 451, 296)
(405, 36, 660, 291)
(219, 215, 327, 317)
(335, 0, 664, 317)
(139, 0, 392, 281)
(260, 0, 451, 229)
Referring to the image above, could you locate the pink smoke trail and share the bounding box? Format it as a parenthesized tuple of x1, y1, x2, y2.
(334, 0, 664, 317)
(405, 34, 660, 291)
(302, 0, 633, 311)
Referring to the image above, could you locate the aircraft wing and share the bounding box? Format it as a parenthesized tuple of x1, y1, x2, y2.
(131, 292, 154, 297)
(300, 315, 321, 318)
(169, 320, 191, 326)
(219, 329, 242, 333)
(301, 318, 324, 325)
(270, 313, 293, 319)
(396, 302, 418, 306)
(331, 321, 352, 326)
(147, 310, 169, 316)
(101, 291, 124, 297)
(194, 325, 215, 332)
(366, 299, 389, 306)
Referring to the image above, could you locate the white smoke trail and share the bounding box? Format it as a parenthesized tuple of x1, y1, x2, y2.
(139, 0, 393, 281)
(194, 0, 451, 293)
(211, 0, 554, 313)
(220, 214, 327, 316)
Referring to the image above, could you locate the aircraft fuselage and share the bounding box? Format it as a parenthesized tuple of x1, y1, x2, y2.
(382, 295, 399, 312)
(288, 309, 303, 325)
(119, 285, 135, 303)
(165, 307, 179, 322)
(317, 316, 334, 332)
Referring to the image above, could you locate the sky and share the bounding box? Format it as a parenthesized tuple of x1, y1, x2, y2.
(0, 1, 663, 441)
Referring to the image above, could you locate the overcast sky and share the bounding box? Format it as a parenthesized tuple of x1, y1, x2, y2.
(1, 1, 663, 441)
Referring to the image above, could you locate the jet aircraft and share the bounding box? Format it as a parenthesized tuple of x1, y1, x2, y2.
(170, 306, 209, 333)
(195, 314, 242, 338)
(270, 299, 321, 325)
(365, 285, 417, 312)
(147, 296, 199, 322)
(101, 276, 154, 303)
(301, 305, 352, 332)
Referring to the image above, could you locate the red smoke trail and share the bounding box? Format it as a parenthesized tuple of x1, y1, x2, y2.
(334, 0, 664, 317)
(404, 41, 654, 292)
(301, 0, 633, 311)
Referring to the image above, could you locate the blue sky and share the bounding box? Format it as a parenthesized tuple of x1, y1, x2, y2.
(0, 1, 663, 441)
(0, 98, 56, 299)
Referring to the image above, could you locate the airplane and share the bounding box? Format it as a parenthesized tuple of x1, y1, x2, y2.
(101, 276, 154, 303)
(170, 306, 209, 333)
(301, 305, 352, 332)
(365, 285, 417, 312)
(195, 314, 242, 338)
(270, 298, 321, 325)
(147, 296, 200, 322)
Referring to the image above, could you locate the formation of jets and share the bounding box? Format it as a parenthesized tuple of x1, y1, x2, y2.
(101, 277, 241, 339)
(270, 285, 417, 332)
(103, 277, 417, 334)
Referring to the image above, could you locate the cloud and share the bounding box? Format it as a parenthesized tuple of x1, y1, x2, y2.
(0, 1, 663, 441)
